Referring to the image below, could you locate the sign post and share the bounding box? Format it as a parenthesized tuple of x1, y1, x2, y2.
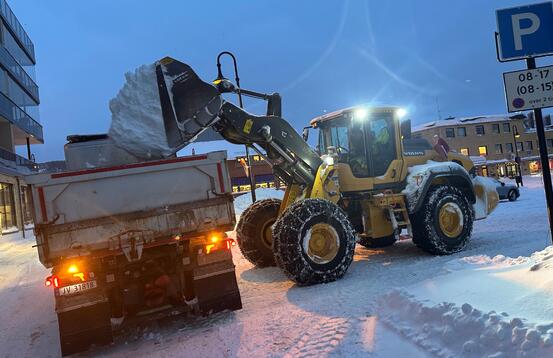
(496, 2, 553, 243)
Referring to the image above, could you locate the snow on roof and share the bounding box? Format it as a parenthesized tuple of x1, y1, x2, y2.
(412, 114, 526, 133)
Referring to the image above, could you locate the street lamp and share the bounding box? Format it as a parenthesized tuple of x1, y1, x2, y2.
(512, 124, 523, 187)
(215, 51, 256, 203)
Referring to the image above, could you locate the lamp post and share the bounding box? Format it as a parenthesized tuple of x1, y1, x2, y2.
(512, 124, 523, 187)
(215, 51, 256, 203)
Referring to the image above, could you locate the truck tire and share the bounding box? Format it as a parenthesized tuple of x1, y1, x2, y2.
(236, 198, 281, 267)
(272, 198, 356, 286)
(411, 185, 474, 255)
(58, 301, 113, 356)
(357, 235, 396, 248)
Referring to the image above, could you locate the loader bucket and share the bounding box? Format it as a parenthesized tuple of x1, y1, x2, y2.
(155, 57, 223, 150)
(472, 176, 499, 220)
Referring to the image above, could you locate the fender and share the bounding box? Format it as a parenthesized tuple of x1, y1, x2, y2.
(402, 162, 475, 214)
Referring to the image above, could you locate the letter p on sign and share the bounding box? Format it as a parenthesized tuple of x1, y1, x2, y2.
(497, 2, 553, 61)
(512, 12, 541, 50)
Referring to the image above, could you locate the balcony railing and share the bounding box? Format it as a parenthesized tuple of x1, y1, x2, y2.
(0, 0, 35, 63)
(0, 45, 38, 102)
(0, 90, 42, 142)
(0, 146, 37, 170)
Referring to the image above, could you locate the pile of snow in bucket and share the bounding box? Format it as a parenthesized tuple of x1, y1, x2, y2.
(378, 246, 553, 357)
(109, 64, 173, 159)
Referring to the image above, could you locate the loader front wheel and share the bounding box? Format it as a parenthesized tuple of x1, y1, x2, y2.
(272, 199, 356, 286)
(411, 185, 474, 255)
(236, 198, 281, 267)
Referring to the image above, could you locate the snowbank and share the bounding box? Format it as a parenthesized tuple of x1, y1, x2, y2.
(379, 246, 553, 357)
(233, 188, 284, 217)
(109, 63, 173, 159)
(378, 290, 553, 358)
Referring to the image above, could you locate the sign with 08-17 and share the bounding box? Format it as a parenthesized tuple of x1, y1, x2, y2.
(503, 64, 553, 112)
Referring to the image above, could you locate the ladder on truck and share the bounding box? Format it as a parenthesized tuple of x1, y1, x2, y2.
(371, 191, 412, 240)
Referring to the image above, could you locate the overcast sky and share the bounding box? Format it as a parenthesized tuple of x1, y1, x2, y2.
(11, 0, 553, 161)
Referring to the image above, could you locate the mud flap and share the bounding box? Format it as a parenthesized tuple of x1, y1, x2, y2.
(193, 261, 242, 315)
(57, 301, 112, 356)
(155, 57, 223, 149)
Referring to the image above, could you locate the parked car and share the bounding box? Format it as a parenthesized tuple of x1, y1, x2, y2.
(492, 178, 520, 201)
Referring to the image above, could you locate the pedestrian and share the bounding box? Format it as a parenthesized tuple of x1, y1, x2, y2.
(432, 134, 450, 161)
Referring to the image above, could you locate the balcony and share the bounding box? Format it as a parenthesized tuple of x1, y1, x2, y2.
(0, 145, 37, 171)
(0, 45, 38, 103)
(0, 91, 42, 143)
(0, 0, 35, 63)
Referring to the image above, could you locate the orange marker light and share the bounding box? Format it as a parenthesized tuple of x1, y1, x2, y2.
(67, 264, 79, 274)
(206, 244, 216, 254)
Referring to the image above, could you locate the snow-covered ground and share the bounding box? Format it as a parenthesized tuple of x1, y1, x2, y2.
(1, 176, 552, 357)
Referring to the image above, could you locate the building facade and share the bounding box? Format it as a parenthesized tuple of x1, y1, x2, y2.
(0, 0, 41, 235)
(227, 155, 279, 193)
(412, 114, 553, 178)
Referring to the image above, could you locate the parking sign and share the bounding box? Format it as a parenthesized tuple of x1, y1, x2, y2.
(496, 2, 553, 61)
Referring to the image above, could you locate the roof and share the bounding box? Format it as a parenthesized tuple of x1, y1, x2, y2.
(412, 114, 527, 133)
(309, 106, 400, 127)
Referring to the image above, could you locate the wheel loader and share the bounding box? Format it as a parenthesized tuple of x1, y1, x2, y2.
(155, 57, 499, 286)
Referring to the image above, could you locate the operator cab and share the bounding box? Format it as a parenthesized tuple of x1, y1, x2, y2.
(310, 107, 404, 179)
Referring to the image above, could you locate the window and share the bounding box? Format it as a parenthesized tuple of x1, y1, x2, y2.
(445, 128, 455, 138)
(20, 186, 32, 224)
(367, 114, 396, 176)
(516, 142, 524, 151)
(475, 125, 485, 135)
(548, 139, 553, 148)
(0, 182, 16, 230)
(503, 123, 511, 132)
(492, 123, 500, 134)
(457, 127, 467, 137)
(525, 141, 534, 150)
(460, 148, 469, 156)
(506, 143, 514, 153)
(495, 144, 503, 154)
(478, 145, 488, 156)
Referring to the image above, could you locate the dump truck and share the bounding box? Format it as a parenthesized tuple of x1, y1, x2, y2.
(26, 137, 241, 356)
(154, 56, 499, 286)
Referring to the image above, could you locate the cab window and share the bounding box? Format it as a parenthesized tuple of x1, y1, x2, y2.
(367, 114, 396, 176)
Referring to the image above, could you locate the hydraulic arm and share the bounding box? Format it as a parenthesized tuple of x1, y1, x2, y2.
(156, 57, 322, 186)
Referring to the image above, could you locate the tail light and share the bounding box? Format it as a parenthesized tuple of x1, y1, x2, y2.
(203, 233, 234, 254)
(45, 275, 60, 288)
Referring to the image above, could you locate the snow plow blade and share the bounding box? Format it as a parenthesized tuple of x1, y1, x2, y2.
(472, 176, 499, 220)
(155, 57, 223, 150)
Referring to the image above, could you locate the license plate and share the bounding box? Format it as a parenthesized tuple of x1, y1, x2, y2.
(58, 280, 97, 296)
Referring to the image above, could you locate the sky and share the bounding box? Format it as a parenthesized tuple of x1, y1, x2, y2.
(10, 0, 553, 161)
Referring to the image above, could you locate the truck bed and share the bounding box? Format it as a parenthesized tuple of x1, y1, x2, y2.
(25, 151, 234, 267)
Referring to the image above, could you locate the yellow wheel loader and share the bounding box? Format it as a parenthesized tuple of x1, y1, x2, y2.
(155, 57, 499, 286)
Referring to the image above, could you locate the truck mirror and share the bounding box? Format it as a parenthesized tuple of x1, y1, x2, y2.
(302, 127, 310, 141)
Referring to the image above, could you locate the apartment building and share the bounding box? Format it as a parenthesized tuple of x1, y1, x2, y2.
(412, 113, 553, 178)
(227, 155, 279, 192)
(0, 0, 41, 235)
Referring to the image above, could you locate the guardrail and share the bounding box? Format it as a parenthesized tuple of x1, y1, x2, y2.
(0, 146, 37, 170)
(0, 0, 35, 62)
(0, 91, 42, 142)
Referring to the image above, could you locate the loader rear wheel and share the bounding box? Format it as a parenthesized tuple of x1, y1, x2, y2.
(411, 185, 474, 255)
(357, 235, 397, 248)
(236, 198, 281, 267)
(272, 199, 356, 286)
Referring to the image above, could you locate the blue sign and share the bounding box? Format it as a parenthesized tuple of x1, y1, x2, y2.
(497, 2, 553, 60)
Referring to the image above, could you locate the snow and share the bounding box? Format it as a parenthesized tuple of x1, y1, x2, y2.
(108, 64, 173, 160)
(233, 188, 284, 217)
(2, 176, 553, 357)
(402, 160, 466, 212)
